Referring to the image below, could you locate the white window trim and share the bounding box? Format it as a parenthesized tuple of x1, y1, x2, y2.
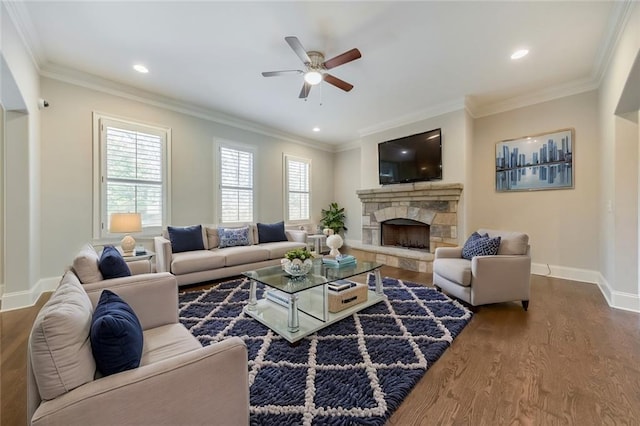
(92, 112, 172, 239)
(283, 153, 311, 224)
(213, 138, 257, 224)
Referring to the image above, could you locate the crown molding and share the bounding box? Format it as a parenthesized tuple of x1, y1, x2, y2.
(40, 63, 336, 152)
(471, 77, 599, 118)
(592, 0, 636, 87)
(357, 97, 466, 138)
(2, 0, 45, 71)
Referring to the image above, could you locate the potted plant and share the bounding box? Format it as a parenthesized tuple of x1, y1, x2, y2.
(320, 202, 348, 235)
(281, 248, 313, 276)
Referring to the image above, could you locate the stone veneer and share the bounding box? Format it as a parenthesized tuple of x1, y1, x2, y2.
(353, 182, 463, 273)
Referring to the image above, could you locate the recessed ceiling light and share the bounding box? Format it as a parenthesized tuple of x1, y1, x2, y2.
(312, 127, 320, 132)
(511, 49, 529, 60)
(133, 64, 149, 73)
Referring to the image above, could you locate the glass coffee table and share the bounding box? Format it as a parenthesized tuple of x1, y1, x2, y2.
(242, 258, 385, 343)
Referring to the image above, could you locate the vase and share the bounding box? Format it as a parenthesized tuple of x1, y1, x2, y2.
(281, 258, 313, 276)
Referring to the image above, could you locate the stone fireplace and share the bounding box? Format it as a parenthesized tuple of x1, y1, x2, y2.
(354, 182, 463, 273)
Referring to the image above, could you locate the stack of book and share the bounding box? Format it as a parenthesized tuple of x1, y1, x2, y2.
(328, 279, 357, 292)
(322, 254, 356, 267)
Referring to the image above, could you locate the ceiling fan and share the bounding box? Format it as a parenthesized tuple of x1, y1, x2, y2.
(262, 36, 362, 99)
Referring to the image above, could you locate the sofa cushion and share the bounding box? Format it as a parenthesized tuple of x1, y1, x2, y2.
(168, 225, 206, 253)
(218, 226, 252, 248)
(462, 236, 501, 260)
(98, 245, 131, 279)
(29, 271, 96, 401)
(91, 290, 144, 376)
(259, 241, 308, 259)
(434, 258, 472, 287)
(219, 245, 270, 267)
(72, 243, 103, 284)
(205, 227, 219, 249)
(257, 221, 288, 243)
(171, 250, 226, 275)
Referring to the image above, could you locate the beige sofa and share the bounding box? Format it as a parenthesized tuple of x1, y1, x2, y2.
(433, 228, 531, 310)
(154, 223, 307, 286)
(27, 266, 249, 425)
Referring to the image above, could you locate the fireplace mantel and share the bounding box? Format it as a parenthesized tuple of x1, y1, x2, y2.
(354, 182, 463, 273)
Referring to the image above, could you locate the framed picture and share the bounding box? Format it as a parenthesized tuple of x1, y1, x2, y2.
(495, 128, 574, 192)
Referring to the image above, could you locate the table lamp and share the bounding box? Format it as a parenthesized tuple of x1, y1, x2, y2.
(109, 213, 142, 255)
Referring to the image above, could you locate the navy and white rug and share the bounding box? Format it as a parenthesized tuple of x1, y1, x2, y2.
(178, 275, 473, 425)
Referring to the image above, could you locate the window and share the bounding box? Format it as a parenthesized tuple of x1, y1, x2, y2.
(218, 144, 255, 223)
(93, 114, 171, 238)
(285, 155, 310, 222)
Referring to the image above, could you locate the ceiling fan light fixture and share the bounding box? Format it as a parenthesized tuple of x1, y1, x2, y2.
(304, 70, 323, 85)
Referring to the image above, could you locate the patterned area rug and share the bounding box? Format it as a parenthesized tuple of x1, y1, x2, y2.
(178, 275, 473, 425)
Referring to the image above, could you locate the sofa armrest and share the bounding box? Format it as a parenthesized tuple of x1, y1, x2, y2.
(286, 229, 308, 243)
(83, 272, 179, 330)
(154, 236, 173, 273)
(434, 246, 463, 259)
(31, 337, 249, 426)
(471, 255, 532, 300)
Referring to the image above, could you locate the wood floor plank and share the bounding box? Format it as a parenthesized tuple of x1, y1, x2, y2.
(2, 265, 639, 425)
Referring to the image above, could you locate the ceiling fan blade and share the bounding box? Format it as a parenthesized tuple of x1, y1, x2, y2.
(323, 48, 361, 70)
(285, 36, 311, 65)
(262, 70, 303, 77)
(324, 74, 354, 92)
(299, 82, 312, 99)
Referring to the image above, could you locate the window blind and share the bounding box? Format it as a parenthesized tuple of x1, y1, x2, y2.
(220, 146, 254, 222)
(287, 157, 310, 221)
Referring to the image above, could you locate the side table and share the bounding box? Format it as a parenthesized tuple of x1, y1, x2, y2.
(307, 234, 327, 255)
(122, 250, 156, 273)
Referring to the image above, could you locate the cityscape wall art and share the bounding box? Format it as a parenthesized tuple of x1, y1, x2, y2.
(495, 128, 574, 192)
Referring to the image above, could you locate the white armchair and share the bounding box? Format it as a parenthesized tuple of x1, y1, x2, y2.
(433, 228, 531, 310)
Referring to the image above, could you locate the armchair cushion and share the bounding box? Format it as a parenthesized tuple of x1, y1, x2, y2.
(98, 245, 131, 279)
(257, 221, 288, 243)
(462, 235, 501, 260)
(168, 225, 206, 253)
(91, 290, 144, 376)
(29, 272, 96, 400)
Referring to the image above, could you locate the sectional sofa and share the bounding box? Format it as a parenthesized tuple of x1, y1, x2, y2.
(154, 222, 308, 286)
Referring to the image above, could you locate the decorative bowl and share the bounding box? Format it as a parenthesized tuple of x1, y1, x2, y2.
(281, 258, 313, 276)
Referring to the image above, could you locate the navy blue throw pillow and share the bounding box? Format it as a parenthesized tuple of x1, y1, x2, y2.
(90, 290, 143, 376)
(99, 245, 131, 279)
(168, 225, 205, 253)
(462, 235, 501, 260)
(257, 221, 288, 243)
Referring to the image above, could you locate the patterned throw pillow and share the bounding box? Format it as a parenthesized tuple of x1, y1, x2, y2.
(462, 235, 502, 260)
(218, 226, 251, 248)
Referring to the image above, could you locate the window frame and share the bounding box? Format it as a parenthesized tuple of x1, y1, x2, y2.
(92, 112, 172, 239)
(214, 139, 257, 224)
(283, 154, 311, 224)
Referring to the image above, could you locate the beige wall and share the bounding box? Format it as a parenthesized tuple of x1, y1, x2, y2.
(472, 91, 600, 272)
(1, 2, 42, 309)
(334, 147, 361, 242)
(38, 77, 335, 278)
(598, 2, 640, 307)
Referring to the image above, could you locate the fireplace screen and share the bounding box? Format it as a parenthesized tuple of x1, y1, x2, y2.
(381, 219, 429, 250)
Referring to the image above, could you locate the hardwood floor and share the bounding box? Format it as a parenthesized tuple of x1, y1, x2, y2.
(3, 266, 639, 425)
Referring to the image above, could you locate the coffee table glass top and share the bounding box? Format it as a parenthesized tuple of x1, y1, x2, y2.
(242, 258, 382, 294)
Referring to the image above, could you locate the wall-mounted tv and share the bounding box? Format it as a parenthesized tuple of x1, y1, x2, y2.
(378, 128, 442, 185)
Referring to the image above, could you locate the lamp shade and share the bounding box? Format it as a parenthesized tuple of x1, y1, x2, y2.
(109, 213, 142, 233)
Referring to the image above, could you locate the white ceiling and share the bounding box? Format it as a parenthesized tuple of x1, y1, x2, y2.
(12, 1, 623, 145)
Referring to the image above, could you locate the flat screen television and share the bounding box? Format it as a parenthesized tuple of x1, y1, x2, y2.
(378, 128, 442, 185)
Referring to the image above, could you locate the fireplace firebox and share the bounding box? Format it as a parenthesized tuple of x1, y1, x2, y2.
(381, 219, 430, 251)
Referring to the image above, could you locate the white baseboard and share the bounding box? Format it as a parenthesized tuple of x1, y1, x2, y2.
(0, 276, 59, 312)
(531, 262, 639, 313)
